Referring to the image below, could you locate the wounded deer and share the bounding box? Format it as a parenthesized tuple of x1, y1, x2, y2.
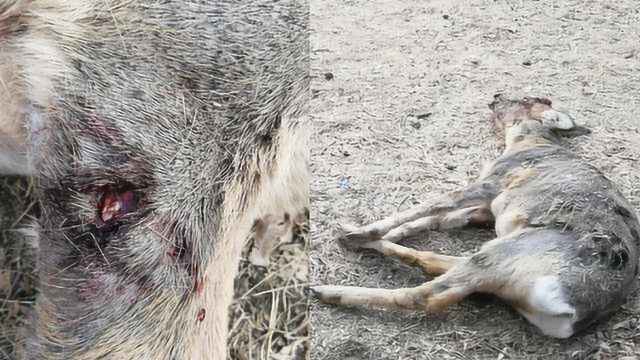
(313, 95, 639, 338)
(0, 0, 308, 359)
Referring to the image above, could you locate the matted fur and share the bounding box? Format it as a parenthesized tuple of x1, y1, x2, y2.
(1, 0, 309, 358)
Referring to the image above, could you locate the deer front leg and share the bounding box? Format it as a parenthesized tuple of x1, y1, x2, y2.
(360, 240, 466, 275)
(340, 200, 495, 251)
(338, 182, 497, 246)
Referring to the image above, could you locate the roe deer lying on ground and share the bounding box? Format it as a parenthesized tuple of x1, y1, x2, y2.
(313, 95, 639, 338)
(0, 0, 309, 358)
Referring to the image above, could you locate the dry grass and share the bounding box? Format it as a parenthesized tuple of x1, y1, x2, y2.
(228, 217, 310, 360)
(309, 0, 640, 359)
(0, 177, 35, 360)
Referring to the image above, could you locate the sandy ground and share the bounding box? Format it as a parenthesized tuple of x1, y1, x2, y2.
(309, 0, 640, 359)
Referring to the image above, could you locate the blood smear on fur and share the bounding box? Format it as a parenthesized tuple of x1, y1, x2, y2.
(197, 308, 206, 322)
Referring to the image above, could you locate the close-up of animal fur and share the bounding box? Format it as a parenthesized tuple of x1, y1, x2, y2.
(0, 0, 309, 359)
(313, 95, 639, 339)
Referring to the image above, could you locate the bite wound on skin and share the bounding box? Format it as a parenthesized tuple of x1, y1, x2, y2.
(98, 190, 136, 223)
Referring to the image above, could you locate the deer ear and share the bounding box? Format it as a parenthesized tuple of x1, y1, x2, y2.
(541, 109, 576, 130)
(537, 97, 552, 106)
(489, 93, 507, 111)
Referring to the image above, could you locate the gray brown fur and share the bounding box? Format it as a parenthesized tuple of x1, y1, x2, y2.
(313, 95, 639, 338)
(1, 0, 309, 358)
(482, 95, 638, 332)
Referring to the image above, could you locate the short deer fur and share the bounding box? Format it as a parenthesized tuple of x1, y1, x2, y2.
(313, 95, 639, 339)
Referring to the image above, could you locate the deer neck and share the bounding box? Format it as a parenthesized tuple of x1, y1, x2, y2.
(503, 120, 556, 155)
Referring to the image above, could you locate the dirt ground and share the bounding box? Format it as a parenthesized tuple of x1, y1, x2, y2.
(309, 0, 640, 359)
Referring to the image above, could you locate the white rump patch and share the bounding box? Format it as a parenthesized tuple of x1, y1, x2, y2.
(520, 275, 577, 338)
(531, 275, 575, 315)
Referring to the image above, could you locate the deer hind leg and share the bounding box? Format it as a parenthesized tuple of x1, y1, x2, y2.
(313, 264, 581, 338)
(312, 262, 478, 312)
(317, 232, 587, 338)
(338, 182, 497, 246)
